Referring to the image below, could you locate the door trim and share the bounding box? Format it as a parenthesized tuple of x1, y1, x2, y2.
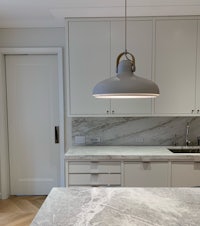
(0, 48, 65, 199)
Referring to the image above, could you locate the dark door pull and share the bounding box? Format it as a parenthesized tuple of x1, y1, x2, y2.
(55, 126, 59, 143)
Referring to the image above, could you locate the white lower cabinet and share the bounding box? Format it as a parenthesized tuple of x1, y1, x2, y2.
(171, 162, 200, 187)
(66, 160, 200, 187)
(124, 161, 169, 187)
(67, 161, 121, 186)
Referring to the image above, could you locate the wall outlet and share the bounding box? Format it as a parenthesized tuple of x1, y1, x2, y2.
(75, 136, 85, 144)
(90, 137, 101, 144)
(133, 137, 144, 143)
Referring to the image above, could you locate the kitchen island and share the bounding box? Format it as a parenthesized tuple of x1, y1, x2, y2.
(31, 187, 200, 226)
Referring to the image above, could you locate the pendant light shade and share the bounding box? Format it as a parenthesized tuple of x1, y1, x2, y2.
(92, 0, 160, 99)
(93, 51, 159, 98)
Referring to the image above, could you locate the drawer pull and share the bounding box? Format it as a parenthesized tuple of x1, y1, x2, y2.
(142, 162, 151, 170)
(91, 184, 100, 187)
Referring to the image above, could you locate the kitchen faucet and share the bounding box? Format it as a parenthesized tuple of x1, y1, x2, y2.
(185, 123, 191, 146)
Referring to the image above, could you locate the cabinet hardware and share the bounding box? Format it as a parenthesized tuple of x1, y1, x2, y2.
(191, 110, 194, 113)
(54, 126, 59, 143)
(197, 110, 200, 114)
(106, 110, 109, 114)
(91, 184, 101, 187)
(142, 161, 151, 170)
(112, 110, 115, 114)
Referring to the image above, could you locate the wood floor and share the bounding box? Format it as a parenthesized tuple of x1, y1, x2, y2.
(0, 196, 46, 226)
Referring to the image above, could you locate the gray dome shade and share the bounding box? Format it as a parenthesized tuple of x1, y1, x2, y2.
(93, 60, 160, 98)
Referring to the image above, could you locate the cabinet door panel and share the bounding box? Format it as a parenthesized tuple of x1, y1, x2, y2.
(111, 20, 152, 114)
(124, 162, 169, 187)
(172, 162, 200, 187)
(196, 21, 200, 111)
(155, 19, 197, 114)
(68, 21, 110, 115)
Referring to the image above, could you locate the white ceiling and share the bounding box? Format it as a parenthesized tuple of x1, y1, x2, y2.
(0, 0, 200, 28)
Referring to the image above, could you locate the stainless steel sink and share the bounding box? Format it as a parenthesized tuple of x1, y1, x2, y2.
(168, 148, 200, 153)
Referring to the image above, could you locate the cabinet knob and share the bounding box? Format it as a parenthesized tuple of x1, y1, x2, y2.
(112, 110, 115, 114)
(106, 110, 109, 114)
(197, 110, 200, 114)
(191, 110, 194, 113)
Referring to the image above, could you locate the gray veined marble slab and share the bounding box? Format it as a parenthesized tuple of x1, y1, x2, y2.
(65, 146, 200, 161)
(31, 187, 200, 226)
(72, 117, 200, 146)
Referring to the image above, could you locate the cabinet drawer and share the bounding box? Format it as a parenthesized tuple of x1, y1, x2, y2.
(69, 173, 121, 186)
(124, 162, 169, 187)
(172, 162, 200, 187)
(68, 161, 121, 173)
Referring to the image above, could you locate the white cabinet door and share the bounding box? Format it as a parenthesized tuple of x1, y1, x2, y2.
(110, 20, 152, 115)
(196, 20, 200, 113)
(124, 162, 169, 187)
(155, 19, 197, 114)
(172, 162, 200, 187)
(68, 21, 110, 115)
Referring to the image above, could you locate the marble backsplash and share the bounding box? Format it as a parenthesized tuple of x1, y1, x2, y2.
(72, 117, 200, 146)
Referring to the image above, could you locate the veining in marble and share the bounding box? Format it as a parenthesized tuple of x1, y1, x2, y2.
(72, 117, 200, 146)
(31, 187, 200, 226)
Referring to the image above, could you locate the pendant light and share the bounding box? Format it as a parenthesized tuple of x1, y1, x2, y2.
(92, 0, 160, 99)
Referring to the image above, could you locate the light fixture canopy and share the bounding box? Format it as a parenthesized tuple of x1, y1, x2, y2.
(92, 0, 160, 99)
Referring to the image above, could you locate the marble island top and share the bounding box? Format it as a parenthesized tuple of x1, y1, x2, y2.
(65, 146, 200, 161)
(31, 187, 200, 226)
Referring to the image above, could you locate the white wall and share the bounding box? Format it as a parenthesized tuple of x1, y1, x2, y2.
(0, 27, 65, 198)
(0, 28, 65, 47)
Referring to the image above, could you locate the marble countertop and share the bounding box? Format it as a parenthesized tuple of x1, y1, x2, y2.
(65, 146, 200, 161)
(31, 187, 200, 226)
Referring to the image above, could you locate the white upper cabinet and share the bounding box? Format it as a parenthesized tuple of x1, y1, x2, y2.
(67, 17, 200, 116)
(110, 20, 153, 115)
(67, 19, 153, 116)
(68, 21, 110, 115)
(154, 19, 198, 115)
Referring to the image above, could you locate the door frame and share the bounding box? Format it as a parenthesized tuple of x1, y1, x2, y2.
(0, 48, 65, 199)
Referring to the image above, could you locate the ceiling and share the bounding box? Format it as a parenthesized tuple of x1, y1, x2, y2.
(0, 0, 200, 28)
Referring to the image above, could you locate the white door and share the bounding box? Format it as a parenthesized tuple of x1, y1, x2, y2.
(6, 54, 60, 195)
